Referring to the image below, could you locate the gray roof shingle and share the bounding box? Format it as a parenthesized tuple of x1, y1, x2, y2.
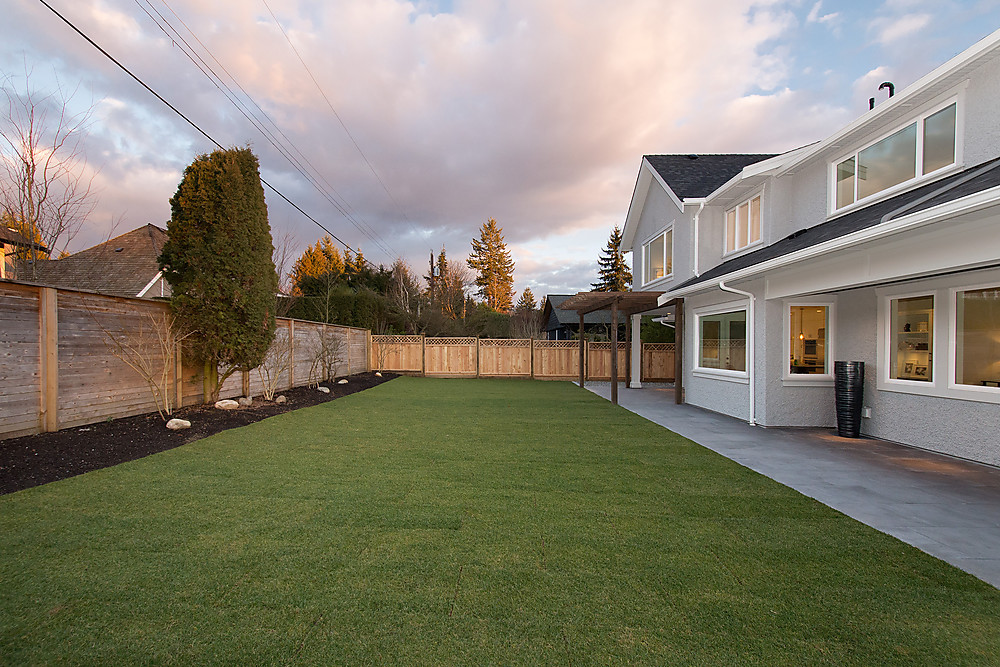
(29, 223, 169, 297)
(644, 154, 777, 199)
(672, 157, 1000, 292)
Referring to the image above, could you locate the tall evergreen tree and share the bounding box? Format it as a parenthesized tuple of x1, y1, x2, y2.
(158, 147, 278, 402)
(592, 225, 632, 292)
(515, 287, 536, 313)
(467, 218, 515, 312)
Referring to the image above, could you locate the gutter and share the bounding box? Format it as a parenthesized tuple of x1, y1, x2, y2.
(718, 280, 756, 426)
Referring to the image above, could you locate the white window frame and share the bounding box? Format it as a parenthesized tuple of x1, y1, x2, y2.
(829, 93, 964, 216)
(724, 193, 763, 256)
(693, 300, 749, 383)
(876, 274, 1000, 404)
(948, 280, 1000, 398)
(640, 225, 673, 287)
(782, 299, 835, 387)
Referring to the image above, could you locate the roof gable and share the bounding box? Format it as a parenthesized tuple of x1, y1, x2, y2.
(644, 154, 777, 200)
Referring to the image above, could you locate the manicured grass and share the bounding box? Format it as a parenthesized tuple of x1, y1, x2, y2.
(2, 377, 999, 665)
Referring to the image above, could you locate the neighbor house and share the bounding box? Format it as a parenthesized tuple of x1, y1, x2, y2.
(621, 29, 1000, 467)
(29, 223, 171, 298)
(0, 225, 49, 281)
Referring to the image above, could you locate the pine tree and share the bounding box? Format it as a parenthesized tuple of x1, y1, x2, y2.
(592, 225, 632, 292)
(515, 287, 536, 313)
(467, 218, 515, 312)
(158, 147, 278, 402)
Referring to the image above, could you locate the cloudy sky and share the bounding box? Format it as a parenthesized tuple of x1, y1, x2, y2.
(2, 0, 998, 298)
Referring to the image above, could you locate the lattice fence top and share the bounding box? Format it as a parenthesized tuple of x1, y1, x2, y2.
(425, 337, 479, 346)
(587, 342, 628, 350)
(643, 343, 676, 351)
(371, 335, 423, 344)
(533, 340, 579, 349)
(479, 338, 531, 348)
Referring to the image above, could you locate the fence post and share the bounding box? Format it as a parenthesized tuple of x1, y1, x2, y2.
(346, 328, 352, 376)
(288, 320, 295, 390)
(366, 329, 372, 372)
(476, 337, 480, 378)
(38, 287, 59, 433)
(421, 335, 426, 377)
(530, 338, 534, 379)
(242, 371, 250, 397)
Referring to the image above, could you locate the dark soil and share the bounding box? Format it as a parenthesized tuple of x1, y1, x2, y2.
(0, 372, 398, 496)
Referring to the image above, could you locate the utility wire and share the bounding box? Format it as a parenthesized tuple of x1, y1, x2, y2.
(35, 0, 371, 261)
(260, 0, 425, 245)
(132, 0, 397, 259)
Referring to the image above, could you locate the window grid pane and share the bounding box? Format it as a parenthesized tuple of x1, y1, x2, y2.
(663, 230, 672, 277)
(837, 158, 856, 208)
(749, 196, 761, 244)
(858, 123, 917, 200)
(923, 103, 957, 174)
(726, 210, 736, 253)
(891, 295, 933, 381)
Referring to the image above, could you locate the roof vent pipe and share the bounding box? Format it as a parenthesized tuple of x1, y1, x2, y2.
(869, 81, 895, 110)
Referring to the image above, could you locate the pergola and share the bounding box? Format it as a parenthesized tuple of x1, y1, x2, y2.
(558, 291, 683, 406)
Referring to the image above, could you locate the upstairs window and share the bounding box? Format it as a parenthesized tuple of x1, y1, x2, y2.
(725, 194, 761, 254)
(835, 102, 957, 211)
(642, 228, 672, 285)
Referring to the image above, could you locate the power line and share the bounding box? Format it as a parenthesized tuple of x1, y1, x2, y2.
(260, 0, 425, 245)
(131, 0, 398, 259)
(35, 0, 374, 261)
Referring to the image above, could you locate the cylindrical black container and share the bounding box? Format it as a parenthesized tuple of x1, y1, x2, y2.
(834, 361, 865, 438)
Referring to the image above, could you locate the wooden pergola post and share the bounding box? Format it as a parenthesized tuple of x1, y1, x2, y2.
(578, 313, 586, 388)
(610, 299, 619, 406)
(625, 308, 632, 389)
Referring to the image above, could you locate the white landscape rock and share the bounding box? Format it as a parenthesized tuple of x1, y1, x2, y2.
(375, 372, 382, 377)
(238, 396, 253, 407)
(317, 386, 331, 394)
(215, 399, 240, 410)
(337, 379, 348, 385)
(166, 418, 191, 430)
(275, 395, 287, 404)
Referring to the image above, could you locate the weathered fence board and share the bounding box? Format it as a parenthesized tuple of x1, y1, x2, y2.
(642, 343, 676, 382)
(0, 283, 369, 439)
(586, 342, 628, 381)
(479, 339, 531, 378)
(531, 340, 580, 380)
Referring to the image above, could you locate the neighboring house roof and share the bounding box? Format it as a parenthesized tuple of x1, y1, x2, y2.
(671, 157, 1000, 293)
(0, 226, 49, 252)
(644, 154, 777, 200)
(30, 223, 169, 297)
(542, 294, 624, 329)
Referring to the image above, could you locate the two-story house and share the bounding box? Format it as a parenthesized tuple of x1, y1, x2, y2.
(622, 29, 1000, 467)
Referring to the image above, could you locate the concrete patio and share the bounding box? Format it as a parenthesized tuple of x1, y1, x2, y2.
(583, 382, 1000, 589)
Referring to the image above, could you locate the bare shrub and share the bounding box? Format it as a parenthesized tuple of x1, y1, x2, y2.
(308, 326, 344, 387)
(101, 312, 190, 420)
(256, 330, 292, 400)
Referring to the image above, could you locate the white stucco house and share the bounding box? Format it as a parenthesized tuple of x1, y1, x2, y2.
(621, 29, 1000, 467)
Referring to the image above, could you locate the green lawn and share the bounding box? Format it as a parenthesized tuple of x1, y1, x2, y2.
(2, 377, 999, 665)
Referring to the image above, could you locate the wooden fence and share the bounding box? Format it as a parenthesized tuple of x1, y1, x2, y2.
(0, 282, 370, 440)
(371, 335, 675, 382)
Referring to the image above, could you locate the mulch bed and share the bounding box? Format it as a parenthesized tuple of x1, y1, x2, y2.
(0, 371, 399, 496)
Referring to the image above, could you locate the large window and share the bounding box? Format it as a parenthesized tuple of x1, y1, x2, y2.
(890, 295, 934, 382)
(725, 194, 761, 254)
(835, 102, 957, 211)
(642, 228, 672, 285)
(698, 309, 746, 372)
(788, 305, 829, 375)
(955, 286, 1000, 387)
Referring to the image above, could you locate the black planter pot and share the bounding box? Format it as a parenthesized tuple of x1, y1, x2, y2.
(834, 361, 865, 438)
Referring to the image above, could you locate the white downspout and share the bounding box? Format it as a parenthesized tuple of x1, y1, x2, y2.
(718, 280, 756, 426)
(692, 201, 705, 277)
